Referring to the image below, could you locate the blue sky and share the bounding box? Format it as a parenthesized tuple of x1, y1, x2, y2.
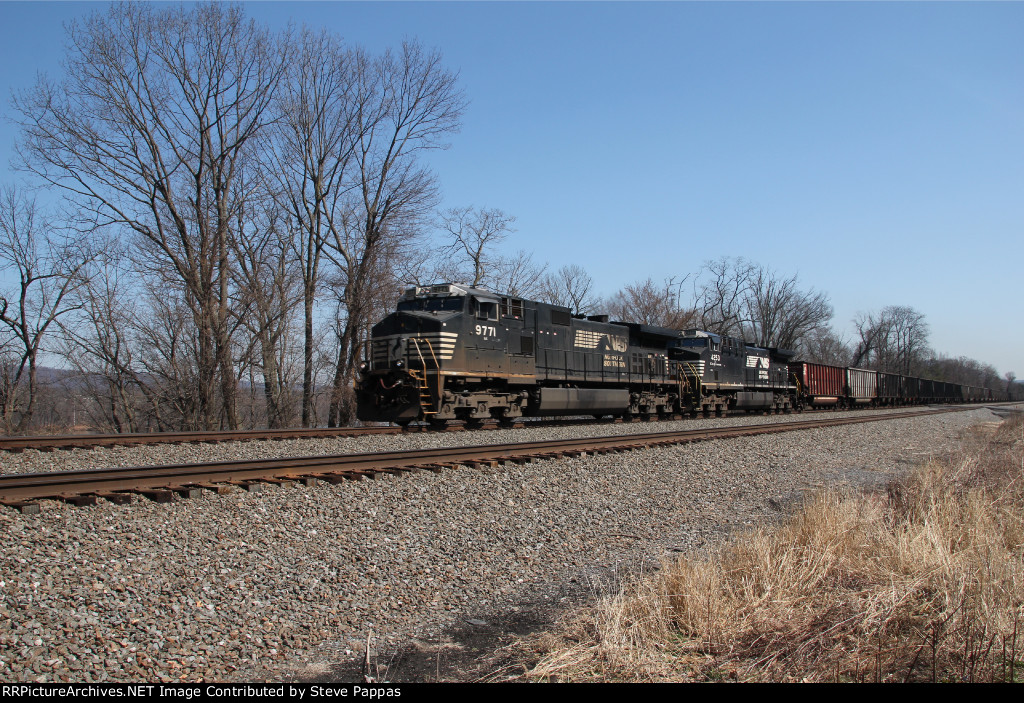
(1, 1, 1021, 374)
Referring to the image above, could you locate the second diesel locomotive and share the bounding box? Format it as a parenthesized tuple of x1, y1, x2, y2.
(356, 283, 796, 425)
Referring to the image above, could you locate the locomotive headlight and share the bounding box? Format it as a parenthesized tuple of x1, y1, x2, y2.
(395, 360, 404, 368)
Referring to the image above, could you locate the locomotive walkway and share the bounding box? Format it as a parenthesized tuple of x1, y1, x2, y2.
(0, 407, 962, 512)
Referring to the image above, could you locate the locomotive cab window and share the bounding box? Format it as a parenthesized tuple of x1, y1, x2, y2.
(476, 299, 498, 321)
(397, 297, 464, 313)
(501, 298, 524, 319)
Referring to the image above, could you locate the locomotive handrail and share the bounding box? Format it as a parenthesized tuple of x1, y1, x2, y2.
(410, 337, 442, 414)
(791, 373, 803, 395)
(683, 361, 704, 398)
(416, 337, 440, 370)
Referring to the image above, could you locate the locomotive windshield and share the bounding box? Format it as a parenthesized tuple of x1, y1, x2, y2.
(397, 297, 465, 313)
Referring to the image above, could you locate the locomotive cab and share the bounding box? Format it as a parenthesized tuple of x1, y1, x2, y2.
(356, 283, 535, 424)
(673, 329, 794, 414)
(357, 284, 469, 423)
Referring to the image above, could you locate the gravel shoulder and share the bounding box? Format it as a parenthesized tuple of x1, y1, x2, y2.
(0, 406, 1010, 682)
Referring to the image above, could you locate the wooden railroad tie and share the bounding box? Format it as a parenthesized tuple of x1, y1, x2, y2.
(96, 492, 134, 505)
(261, 478, 296, 488)
(408, 463, 446, 473)
(306, 473, 349, 484)
(165, 485, 204, 499)
(2, 500, 40, 514)
(136, 489, 175, 503)
(194, 483, 235, 494)
(225, 480, 265, 492)
(57, 494, 97, 507)
(462, 459, 499, 469)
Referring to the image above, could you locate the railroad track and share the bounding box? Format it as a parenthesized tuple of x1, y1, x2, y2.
(0, 407, 963, 513)
(0, 416, 643, 452)
(0, 424, 406, 452)
(0, 403, 1006, 453)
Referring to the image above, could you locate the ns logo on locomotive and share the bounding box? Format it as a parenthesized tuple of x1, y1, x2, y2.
(355, 283, 798, 426)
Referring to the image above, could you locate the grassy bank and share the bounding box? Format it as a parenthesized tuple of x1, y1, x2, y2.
(517, 415, 1024, 682)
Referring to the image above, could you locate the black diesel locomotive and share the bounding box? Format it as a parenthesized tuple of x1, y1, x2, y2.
(356, 283, 796, 425)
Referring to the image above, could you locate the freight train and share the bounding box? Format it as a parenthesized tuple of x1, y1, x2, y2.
(356, 283, 1012, 425)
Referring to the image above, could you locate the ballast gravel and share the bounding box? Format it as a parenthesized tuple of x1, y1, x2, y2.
(0, 407, 1010, 682)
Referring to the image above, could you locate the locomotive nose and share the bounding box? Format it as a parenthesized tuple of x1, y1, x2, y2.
(370, 311, 445, 370)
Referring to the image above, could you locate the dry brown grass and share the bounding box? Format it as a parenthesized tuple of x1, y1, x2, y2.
(515, 415, 1024, 682)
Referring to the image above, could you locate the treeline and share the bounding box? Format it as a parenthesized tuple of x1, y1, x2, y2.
(595, 258, 1014, 394)
(0, 3, 1015, 435)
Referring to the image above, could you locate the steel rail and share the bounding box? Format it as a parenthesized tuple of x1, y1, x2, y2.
(0, 416, 637, 452)
(1, 403, 1007, 453)
(0, 407, 962, 507)
(0, 425, 407, 452)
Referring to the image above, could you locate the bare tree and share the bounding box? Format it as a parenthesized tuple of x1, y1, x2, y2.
(55, 243, 148, 433)
(922, 354, 999, 387)
(886, 306, 929, 375)
(438, 206, 516, 287)
(798, 327, 852, 367)
(605, 278, 696, 328)
(490, 250, 547, 299)
(692, 257, 757, 337)
(850, 305, 930, 374)
(13, 2, 289, 430)
(850, 310, 884, 368)
(540, 264, 598, 315)
(229, 193, 302, 429)
(0, 187, 93, 433)
(742, 266, 832, 349)
(685, 257, 831, 350)
(324, 41, 466, 426)
(266, 28, 366, 427)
